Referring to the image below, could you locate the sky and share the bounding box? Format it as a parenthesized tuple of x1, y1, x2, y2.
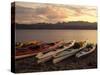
(15, 2, 97, 24)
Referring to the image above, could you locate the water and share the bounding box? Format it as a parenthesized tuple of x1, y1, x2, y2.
(16, 30, 97, 43)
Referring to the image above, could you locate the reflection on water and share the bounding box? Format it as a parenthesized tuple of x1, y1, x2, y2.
(16, 30, 97, 43)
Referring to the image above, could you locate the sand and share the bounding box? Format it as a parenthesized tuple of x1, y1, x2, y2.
(15, 47, 97, 73)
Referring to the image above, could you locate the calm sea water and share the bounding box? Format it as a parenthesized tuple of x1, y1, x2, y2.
(16, 30, 97, 43)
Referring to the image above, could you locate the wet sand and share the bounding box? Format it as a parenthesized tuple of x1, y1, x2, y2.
(15, 47, 97, 73)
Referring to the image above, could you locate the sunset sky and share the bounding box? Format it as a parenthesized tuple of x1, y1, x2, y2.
(15, 2, 97, 24)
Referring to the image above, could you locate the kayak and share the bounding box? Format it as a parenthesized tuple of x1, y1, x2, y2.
(75, 44, 96, 58)
(53, 41, 87, 64)
(36, 40, 75, 63)
(15, 41, 64, 60)
(36, 40, 75, 59)
(37, 56, 53, 64)
(16, 40, 42, 48)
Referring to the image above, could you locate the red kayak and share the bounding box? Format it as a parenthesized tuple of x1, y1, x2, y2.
(15, 41, 64, 59)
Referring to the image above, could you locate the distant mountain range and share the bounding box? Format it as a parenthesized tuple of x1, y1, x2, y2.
(15, 21, 97, 30)
(11, 3, 97, 30)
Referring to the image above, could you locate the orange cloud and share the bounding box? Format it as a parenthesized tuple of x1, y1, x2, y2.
(15, 2, 97, 24)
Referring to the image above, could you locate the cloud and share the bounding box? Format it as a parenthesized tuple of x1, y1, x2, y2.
(15, 2, 97, 24)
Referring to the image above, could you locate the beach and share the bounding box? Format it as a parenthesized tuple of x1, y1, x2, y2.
(15, 46, 97, 73)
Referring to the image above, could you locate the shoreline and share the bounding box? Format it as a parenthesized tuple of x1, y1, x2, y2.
(15, 46, 97, 73)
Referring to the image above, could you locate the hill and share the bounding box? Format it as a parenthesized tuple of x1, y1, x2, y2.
(15, 21, 97, 30)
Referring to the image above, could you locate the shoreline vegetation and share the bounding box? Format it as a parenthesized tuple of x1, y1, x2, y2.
(15, 40, 97, 73)
(15, 21, 97, 30)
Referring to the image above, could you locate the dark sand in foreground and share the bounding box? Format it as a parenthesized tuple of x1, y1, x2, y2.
(15, 47, 97, 73)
